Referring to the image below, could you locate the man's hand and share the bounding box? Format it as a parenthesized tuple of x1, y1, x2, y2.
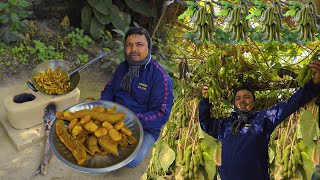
(309, 61, 320, 84)
(202, 86, 209, 98)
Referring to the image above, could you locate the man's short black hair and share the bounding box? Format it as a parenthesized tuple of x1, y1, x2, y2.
(125, 27, 152, 50)
(232, 85, 256, 103)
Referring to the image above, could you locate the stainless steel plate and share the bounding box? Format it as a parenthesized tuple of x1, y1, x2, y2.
(49, 100, 144, 173)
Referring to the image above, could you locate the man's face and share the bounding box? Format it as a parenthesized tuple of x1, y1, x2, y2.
(125, 34, 149, 62)
(234, 89, 255, 112)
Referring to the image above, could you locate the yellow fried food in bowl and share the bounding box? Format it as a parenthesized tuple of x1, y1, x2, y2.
(94, 127, 108, 137)
(83, 121, 98, 132)
(114, 121, 124, 130)
(34, 66, 70, 95)
(56, 109, 126, 124)
(55, 106, 137, 163)
(108, 128, 122, 141)
(120, 127, 132, 136)
(102, 121, 113, 130)
(92, 106, 105, 112)
(55, 120, 88, 165)
(87, 135, 98, 145)
(98, 135, 119, 156)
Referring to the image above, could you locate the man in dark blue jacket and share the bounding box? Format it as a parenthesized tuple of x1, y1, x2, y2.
(101, 27, 174, 168)
(199, 61, 320, 180)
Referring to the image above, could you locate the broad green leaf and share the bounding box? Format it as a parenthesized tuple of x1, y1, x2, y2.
(18, 10, 32, 19)
(300, 151, 315, 180)
(156, 177, 166, 180)
(105, 30, 113, 39)
(10, 12, 19, 23)
(296, 124, 302, 139)
(110, 8, 131, 32)
(284, 9, 297, 17)
(203, 152, 216, 180)
(287, 1, 302, 8)
(81, 21, 90, 33)
(254, 1, 265, 6)
(81, 5, 92, 23)
(90, 17, 104, 39)
(186, 1, 195, 7)
(0, 15, 9, 24)
(1, 30, 16, 43)
(125, 0, 155, 17)
(252, 9, 262, 17)
(115, 57, 123, 65)
(221, 1, 231, 6)
(8, 0, 18, 6)
(299, 140, 314, 158)
(87, 0, 99, 7)
(0, 3, 7, 11)
(178, 8, 194, 20)
(133, 21, 139, 27)
(217, 9, 229, 16)
(151, 139, 165, 171)
(245, 13, 255, 20)
(197, 168, 206, 180)
(300, 109, 317, 146)
(95, 0, 112, 15)
(268, 147, 275, 164)
(11, 31, 24, 39)
(93, 8, 111, 24)
(197, 123, 205, 139)
(201, 130, 219, 157)
(115, 40, 124, 47)
(81, 5, 92, 31)
(16, 0, 32, 7)
(158, 60, 175, 74)
(141, 173, 147, 180)
(159, 144, 175, 171)
(213, 143, 221, 166)
(311, 143, 319, 164)
(112, 29, 125, 36)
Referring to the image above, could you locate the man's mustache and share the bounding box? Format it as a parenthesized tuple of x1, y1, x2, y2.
(239, 101, 248, 107)
(129, 52, 140, 56)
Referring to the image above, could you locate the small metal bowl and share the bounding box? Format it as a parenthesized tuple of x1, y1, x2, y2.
(49, 100, 144, 173)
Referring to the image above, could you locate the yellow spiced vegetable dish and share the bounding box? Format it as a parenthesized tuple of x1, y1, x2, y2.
(34, 66, 70, 95)
(55, 105, 137, 165)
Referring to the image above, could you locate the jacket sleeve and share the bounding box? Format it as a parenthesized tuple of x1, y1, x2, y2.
(136, 75, 174, 133)
(199, 98, 221, 139)
(265, 80, 320, 133)
(100, 68, 120, 101)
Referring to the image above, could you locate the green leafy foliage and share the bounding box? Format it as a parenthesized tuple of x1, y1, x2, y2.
(144, 1, 320, 178)
(10, 40, 64, 63)
(29, 40, 64, 62)
(11, 43, 28, 64)
(81, 0, 154, 38)
(202, 152, 216, 180)
(66, 28, 93, 48)
(300, 151, 316, 179)
(0, 0, 32, 43)
(99, 29, 126, 67)
(300, 110, 318, 146)
(159, 143, 175, 171)
(77, 53, 89, 63)
(124, 0, 155, 17)
(110, 6, 131, 33)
